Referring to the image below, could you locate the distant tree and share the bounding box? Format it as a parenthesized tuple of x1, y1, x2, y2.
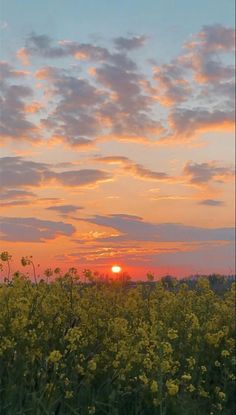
(161, 275, 177, 290)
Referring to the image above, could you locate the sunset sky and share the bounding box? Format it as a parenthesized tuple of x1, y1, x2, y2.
(0, 0, 235, 278)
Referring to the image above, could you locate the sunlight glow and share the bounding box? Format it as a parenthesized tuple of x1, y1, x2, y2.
(111, 265, 122, 274)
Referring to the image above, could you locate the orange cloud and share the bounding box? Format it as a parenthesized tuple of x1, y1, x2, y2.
(24, 102, 43, 113)
(35, 67, 55, 80)
(17, 48, 30, 66)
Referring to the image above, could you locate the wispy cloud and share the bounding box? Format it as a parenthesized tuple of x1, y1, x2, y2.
(0, 216, 75, 242)
(94, 155, 171, 181)
(79, 213, 235, 243)
(0, 157, 111, 189)
(46, 204, 84, 215)
(199, 199, 224, 206)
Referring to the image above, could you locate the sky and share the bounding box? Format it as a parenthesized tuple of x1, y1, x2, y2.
(0, 0, 235, 279)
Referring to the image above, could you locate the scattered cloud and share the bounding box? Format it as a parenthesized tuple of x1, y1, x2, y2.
(0, 22, 235, 275)
(113, 35, 147, 50)
(199, 199, 224, 206)
(8, 24, 234, 146)
(46, 204, 84, 214)
(183, 161, 235, 186)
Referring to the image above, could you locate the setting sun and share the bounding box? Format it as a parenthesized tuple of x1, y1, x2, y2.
(111, 265, 122, 274)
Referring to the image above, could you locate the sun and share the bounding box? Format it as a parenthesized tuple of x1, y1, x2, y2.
(111, 265, 122, 274)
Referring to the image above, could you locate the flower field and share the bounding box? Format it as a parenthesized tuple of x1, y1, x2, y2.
(0, 270, 235, 415)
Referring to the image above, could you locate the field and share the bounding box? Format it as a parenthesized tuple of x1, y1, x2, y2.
(0, 267, 235, 415)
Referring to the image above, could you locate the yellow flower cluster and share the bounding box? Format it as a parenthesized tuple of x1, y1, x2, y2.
(0, 273, 234, 414)
(166, 379, 179, 395)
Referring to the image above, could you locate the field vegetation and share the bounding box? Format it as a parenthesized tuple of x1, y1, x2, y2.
(0, 252, 235, 415)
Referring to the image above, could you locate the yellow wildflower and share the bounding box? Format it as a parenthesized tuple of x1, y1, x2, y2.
(218, 391, 226, 401)
(150, 380, 158, 393)
(167, 329, 178, 340)
(139, 374, 148, 384)
(186, 357, 196, 369)
(181, 373, 192, 381)
(48, 350, 62, 363)
(166, 380, 179, 396)
(65, 390, 73, 399)
(161, 360, 171, 373)
(187, 384, 195, 392)
(88, 360, 97, 371)
(199, 388, 209, 398)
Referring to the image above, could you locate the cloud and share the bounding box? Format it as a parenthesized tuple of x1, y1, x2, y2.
(21, 33, 138, 69)
(0, 25, 231, 149)
(27, 33, 161, 143)
(0, 62, 39, 142)
(1, 189, 35, 200)
(195, 24, 235, 52)
(152, 24, 235, 140)
(0, 84, 38, 141)
(0, 61, 28, 80)
(95, 61, 162, 140)
(79, 214, 235, 243)
(0, 156, 111, 189)
(0, 189, 36, 208)
(17, 48, 30, 66)
(155, 241, 235, 272)
(22, 33, 110, 62)
(56, 170, 110, 187)
(46, 204, 84, 214)
(95, 155, 170, 181)
(13, 25, 234, 146)
(166, 107, 235, 141)
(36, 58, 160, 144)
(114, 35, 147, 50)
(36, 66, 107, 146)
(0, 200, 33, 208)
(59, 240, 234, 272)
(0, 216, 75, 242)
(0, 157, 49, 188)
(153, 62, 191, 106)
(183, 161, 234, 185)
(152, 24, 235, 109)
(184, 24, 235, 84)
(25, 33, 72, 59)
(199, 199, 224, 206)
